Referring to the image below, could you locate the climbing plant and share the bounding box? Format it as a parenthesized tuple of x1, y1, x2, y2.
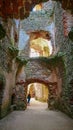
(0, 24, 6, 40)
(16, 56, 28, 67)
(0, 74, 6, 88)
(32, 52, 65, 66)
(8, 46, 19, 59)
(68, 27, 73, 42)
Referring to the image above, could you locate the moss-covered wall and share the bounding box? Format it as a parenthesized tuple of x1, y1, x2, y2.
(0, 36, 11, 72)
(0, 72, 16, 118)
(0, 0, 73, 119)
(54, 1, 73, 118)
(15, 53, 65, 110)
(0, 35, 12, 119)
(0, 20, 19, 119)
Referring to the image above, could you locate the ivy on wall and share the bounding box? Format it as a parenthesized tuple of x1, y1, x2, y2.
(0, 74, 6, 88)
(0, 24, 6, 40)
(8, 46, 19, 59)
(29, 52, 65, 66)
(16, 56, 28, 67)
(68, 27, 73, 42)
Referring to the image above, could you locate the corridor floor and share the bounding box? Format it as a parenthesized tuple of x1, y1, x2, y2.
(0, 98, 73, 130)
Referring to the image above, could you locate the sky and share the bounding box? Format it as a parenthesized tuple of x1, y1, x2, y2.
(18, 29, 29, 50)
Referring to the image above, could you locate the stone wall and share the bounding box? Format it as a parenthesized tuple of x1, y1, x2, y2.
(15, 27, 65, 110)
(0, 35, 12, 119)
(1, 72, 15, 118)
(21, 40, 30, 58)
(1, 1, 73, 118)
(15, 66, 26, 110)
(0, 20, 19, 119)
(25, 58, 51, 83)
(15, 55, 64, 110)
(54, 1, 73, 118)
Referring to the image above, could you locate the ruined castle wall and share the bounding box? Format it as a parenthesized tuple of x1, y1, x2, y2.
(0, 20, 18, 119)
(54, 1, 73, 118)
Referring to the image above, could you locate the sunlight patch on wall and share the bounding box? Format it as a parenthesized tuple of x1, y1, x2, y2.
(30, 37, 52, 57)
(33, 3, 42, 12)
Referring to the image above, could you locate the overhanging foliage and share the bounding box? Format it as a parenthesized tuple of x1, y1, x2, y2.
(8, 46, 19, 59)
(29, 52, 65, 66)
(16, 56, 28, 66)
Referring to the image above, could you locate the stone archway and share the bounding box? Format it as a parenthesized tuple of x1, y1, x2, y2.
(15, 76, 58, 110)
(25, 78, 58, 110)
(15, 54, 65, 110)
(24, 78, 50, 110)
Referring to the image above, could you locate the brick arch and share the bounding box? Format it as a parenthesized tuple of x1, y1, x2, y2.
(15, 75, 58, 110)
(24, 78, 50, 108)
(15, 56, 64, 110)
(15, 55, 65, 110)
(25, 78, 56, 86)
(23, 77, 58, 110)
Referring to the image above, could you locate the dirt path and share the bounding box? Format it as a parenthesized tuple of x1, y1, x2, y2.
(0, 99, 73, 130)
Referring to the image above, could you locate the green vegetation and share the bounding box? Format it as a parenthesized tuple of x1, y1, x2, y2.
(16, 56, 28, 66)
(0, 24, 6, 40)
(68, 27, 73, 42)
(29, 52, 65, 66)
(8, 46, 19, 59)
(0, 74, 6, 88)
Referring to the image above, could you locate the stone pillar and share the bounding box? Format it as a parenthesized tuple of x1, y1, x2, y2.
(15, 66, 27, 110)
(48, 83, 58, 110)
(24, 84, 27, 110)
(15, 84, 26, 110)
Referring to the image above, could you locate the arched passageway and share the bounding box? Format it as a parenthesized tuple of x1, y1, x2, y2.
(25, 78, 58, 109)
(15, 76, 58, 110)
(15, 52, 64, 111)
(27, 82, 48, 110)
